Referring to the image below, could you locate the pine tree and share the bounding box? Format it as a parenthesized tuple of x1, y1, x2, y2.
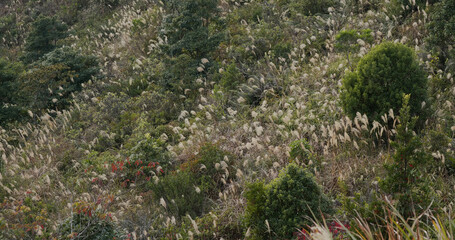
(21, 16, 68, 64)
(162, 0, 224, 59)
(0, 58, 24, 125)
(380, 95, 434, 218)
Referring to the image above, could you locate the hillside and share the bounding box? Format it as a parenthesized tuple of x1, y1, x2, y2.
(1, 0, 455, 239)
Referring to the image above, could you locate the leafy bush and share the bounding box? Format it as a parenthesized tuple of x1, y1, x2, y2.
(245, 163, 333, 239)
(163, 206, 245, 239)
(395, 0, 441, 16)
(126, 137, 171, 178)
(425, 130, 455, 175)
(98, 0, 120, 8)
(1, 196, 55, 239)
(160, 54, 200, 97)
(182, 143, 235, 198)
(19, 64, 72, 112)
(271, 41, 292, 60)
(238, 77, 282, 106)
(234, 1, 264, 23)
(0, 14, 20, 48)
(340, 42, 428, 123)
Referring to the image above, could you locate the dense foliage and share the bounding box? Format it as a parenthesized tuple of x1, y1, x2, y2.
(1, 0, 455, 239)
(380, 95, 434, 218)
(341, 42, 428, 122)
(245, 164, 333, 239)
(58, 202, 125, 240)
(0, 58, 24, 124)
(426, 0, 455, 70)
(21, 17, 69, 64)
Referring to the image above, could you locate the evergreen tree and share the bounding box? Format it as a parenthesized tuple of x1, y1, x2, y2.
(159, 0, 225, 99)
(380, 95, 434, 218)
(39, 46, 99, 93)
(162, 0, 224, 59)
(341, 42, 428, 123)
(21, 16, 68, 64)
(427, 0, 455, 70)
(0, 58, 24, 125)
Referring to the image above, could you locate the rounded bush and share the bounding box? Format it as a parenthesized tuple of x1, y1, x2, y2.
(245, 164, 332, 238)
(340, 42, 428, 122)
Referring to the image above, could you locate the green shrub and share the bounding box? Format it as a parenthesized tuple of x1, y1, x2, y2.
(271, 41, 292, 60)
(127, 137, 171, 177)
(162, 0, 224, 59)
(335, 29, 373, 69)
(338, 185, 385, 225)
(340, 42, 428, 123)
(19, 64, 72, 112)
(219, 63, 245, 91)
(185, 143, 235, 198)
(425, 130, 455, 174)
(234, 2, 264, 23)
(289, 138, 314, 165)
(245, 163, 333, 239)
(162, 206, 245, 239)
(394, 0, 440, 16)
(380, 95, 435, 218)
(149, 144, 234, 218)
(21, 16, 69, 64)
(39, 46, 99, 93)
(0, 14, 20, 48)
(58, 202, 124, 240)
(98, 0, 120, 8)
(278, 0, 334, 16)
(0, 58, 25, 125)
(426, 0, 455, 70)
(238, 77, 282, 106)
(149, 170, 205, 218)
(1, 196, 55, 239)
(160, 54, 200, 97)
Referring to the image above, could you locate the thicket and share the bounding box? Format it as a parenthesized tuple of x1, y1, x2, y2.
(155, 0, 225, 106)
